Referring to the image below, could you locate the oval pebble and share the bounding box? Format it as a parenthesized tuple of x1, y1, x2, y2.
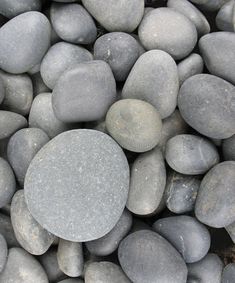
(138, 7, 197, 60)
(222, 263, 235, 283)
(0, 12, 51, 74)
(40, 42, 93, 89)
(11, 190, 55, 255)
(222, 134, 235, 161)
(165, 171, 200, 214)
(165, 134, 219, 175)
(190, 0, 230, 11)
(85, 261, 131, 283)
(82, 0, 144, 32)
(126, 147, 166, 215)
(216, 0, 235, 31)
(0, 0, 41, 18)
(0, 213, 19, 247)
(178, 74, 235, 139)
(106, 99, 162, 152)
(195, 161, 235, 227)
(122, 50, 179, 119)
(188, 253, 224, 283)
(25, 129, 129, 242)
(199, 32, 235, 85)
(50, 3, 97, 45)
(0, 234, 7, 273)
(0, 247, 49, 283)
(86, 209, 132, 256)
(52, 61, 116, 123)
(94, 32, 139, 82)
(153, 216, 211, 263)
(118, 230, 187, 283)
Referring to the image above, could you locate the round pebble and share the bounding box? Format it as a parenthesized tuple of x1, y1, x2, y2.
(106, 99, 162, 152)
(126, 147, 166, 215)
(153, 215, 211, 263)
(25, 129, 129, 242)
(0, 234, 7, 273)
(178, 74, 235, 139)
(122, 50, 179, 119)
(82, 0, 144, 32)
(118, 230, 188, 283)
(195, 161, 235, 227)
(138, 7, 198, 60)
(0, 12, 51, 74)
(52, 61, 116, 123)
(50, 3, 97, 44)
(222, 263, 235, 283)
(40, 42, 93, 89)
(216, 0, 235, 31)
(190, 0, 230, 11)
(165, 134, 219, 175)
(222, 134, 235, 161)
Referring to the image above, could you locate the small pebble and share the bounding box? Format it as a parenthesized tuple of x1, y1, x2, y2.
(190, 0, 231, 11)
(222, 263, 235, 283)
(216, 0, 235, 31)
(0, 234, 7, 273)
(222, 134, 235, 161)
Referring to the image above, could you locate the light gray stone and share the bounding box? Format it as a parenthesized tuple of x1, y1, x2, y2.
(0, 0, 41, 18)
(190, 0, 230, 11)
(216, 0, 235, 31)
(222, 263, 235, 283)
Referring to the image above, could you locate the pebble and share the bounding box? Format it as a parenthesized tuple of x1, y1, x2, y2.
(118, 230, 187, 283)
(0, 70, 33, 115)
(178, 74, 235, 139)
(153, 215, 211, 263)
(190, 0, 231, 11)
(94, 32, 140, 81)
(86, 209, 132, 256)
(165, 134, 219, 175)
(138, 7, 197, 60)
(57, 280, 84, 283)
(24, 130, 129, 242)
(40, 42, 93, 89)
(187, 253, 224, 283)
(11, 190, 55, 256)
(50, 3, 97, 44)
(0, 77, 4, 104)
(0, 247, 49, 283)
(199, 32, 235, 85)
(0, 0, 41, 19)
(177, 53, 204, 86)
(0, 213, 19, 247)
(165, 171, 200, 214)
(29, 93, 70, 138)
(222, 263, 235, 283)
(0, 12, 51, 74)
(52, 61, 116, 123)
(85, 261, 131, 283)
(0, 234, 7, 272)
(7, 128, 50, 187)
(195, 161, 235, 227)
(126, 147, 166, 215)
(216, 0, 235, 31)
(0, 157, 16, 208)
(167, 0, 210, 36)
(82, 0, 145, 32)
(31, 72, 50, 96)
(222, 134, 235, 161)
(106, 99, 162, 152)
(57, 239, 83, 277)
(122, 50, 179, 119)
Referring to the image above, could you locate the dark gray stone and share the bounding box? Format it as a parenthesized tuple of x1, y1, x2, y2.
(11, 190, 55, 255)
(126, 147, 166, 215)
(216, 0, 235, 31)
(57, 239, 83, 277)
(82, 0, 144, 32)
(31, 72, 50, 97)
(50, 3, 97, 44)
(122, 50, 179, 119)
(86, 209, 132, 256)
(0, 0, 41, 18)
(165, 171, 200, 214)
(52, 61, 116, 123)
(165, 134, 219, 175)
(222, 134, 235, 161)
(0, 157, 15, 208)
(153, 216, 211, 263)
(0, 213, 19, 247)
(41, 42, 93, 89)
(190, 0, 230, 11)
(118, 230, 187, 283)
(177, 53, 204, 86)
(25, 130, 129, 242)
(0, 247, 48, 283)
(167, 0, 210, 36)
(0, 77, 4, 104)
(222, 263, 235, 283)
(0, 234, 7, 272)
(138, 8, 197, 60)
(106, 99, 162, 152)
(178, 74, 235, 139)
(188, 253, 224, 283)
(0, 12, 51, 74)
(199, 32, 235, 85)
(7, 128, 50, 187)
(195, 161, 235, 227)
(85, 261, 131, 283)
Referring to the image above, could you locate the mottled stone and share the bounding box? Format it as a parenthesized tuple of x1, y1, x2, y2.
(195, 161, 235, 227)
(222, 134, 235, 161)
(0, 234, 7, 272)
(216, 0, 235, 31)
(178, 74, 235, 139)
(122, 50, 179, 119)
(0, 213, 19, 247)
(0, 12, 51, 74)
(0, 0, 41, 18)
(222, 263, 235, 283)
